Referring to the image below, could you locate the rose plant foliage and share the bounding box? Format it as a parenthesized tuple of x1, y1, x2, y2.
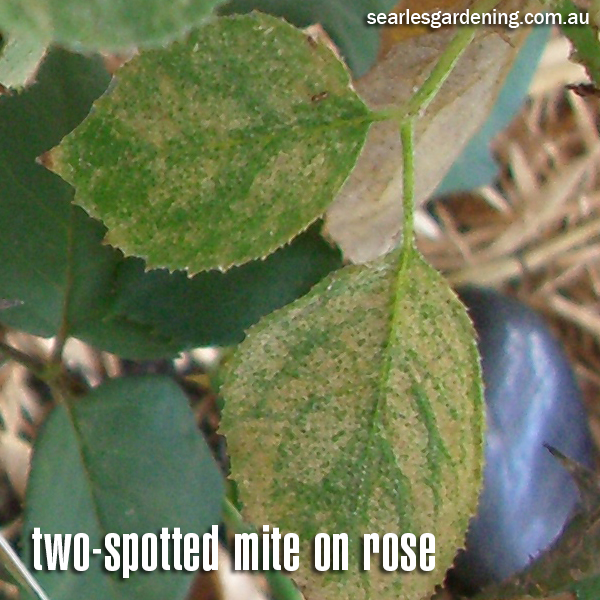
(0, 1, 598, 600)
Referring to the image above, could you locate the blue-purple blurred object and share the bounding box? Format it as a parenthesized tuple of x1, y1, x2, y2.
(452, 287, 596, 594)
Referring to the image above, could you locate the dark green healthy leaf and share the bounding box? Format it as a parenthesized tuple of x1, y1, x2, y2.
(0, 49, 110, 161)
(0, 49, 185, 357)
(219, 0, 399, 78)
(53, 13, 373, 273)
(0, 159, 195, 357)
(221, 250, 484, 600)
(1, 167, 341, 357)
(108, 222, 343, 349)
(0, 49, 122, 341)
(434, 25, 550, 195)
(0, 50, 342, 358)
(23, 376, 224, 600)
(0, 0, 221, 52)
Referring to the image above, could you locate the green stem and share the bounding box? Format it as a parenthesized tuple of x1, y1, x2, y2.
(400, 119, 415, 254)
(0, 340, 45, 377)
(370, 0, 505, 125)
(402, 0, 504, 119)
(221, 496, 248, 535)
(389, 0, 504, 257)
(0, 339, 85, 403)
(222, 498, 304, 600)
(51, 203, 76, 365)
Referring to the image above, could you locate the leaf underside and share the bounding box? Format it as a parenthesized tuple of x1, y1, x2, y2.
(221, 250, 485, 600)
(53, 13, 373, 273)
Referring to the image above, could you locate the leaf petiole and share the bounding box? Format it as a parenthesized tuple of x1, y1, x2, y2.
(402, 0, 503, 120)
(400, 119, 416, 255)
(374, 0, 503, 126)
(392, 0, 503, 256)
(0, 340, 45, 377)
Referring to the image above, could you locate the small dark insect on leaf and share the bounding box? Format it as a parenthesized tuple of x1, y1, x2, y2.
(311, 91, 329, 103)
(0, 299, 22, 310)
(306, 34, 318, 49)
(566, 82, 600, 97)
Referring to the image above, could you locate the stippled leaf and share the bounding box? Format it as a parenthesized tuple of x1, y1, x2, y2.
(219, 0, 399, 78)
(221, 249, 484, 600)
(52, 13, 373, 273)
(0, 0, 221, 52)
(0, 48, 343, 358)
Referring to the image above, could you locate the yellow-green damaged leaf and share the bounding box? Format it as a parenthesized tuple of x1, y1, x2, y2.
(52, 13, 373, 273)
(220, 250, 485, 600)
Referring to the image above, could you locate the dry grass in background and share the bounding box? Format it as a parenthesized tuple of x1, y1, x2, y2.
(418, 29, 600, 450)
